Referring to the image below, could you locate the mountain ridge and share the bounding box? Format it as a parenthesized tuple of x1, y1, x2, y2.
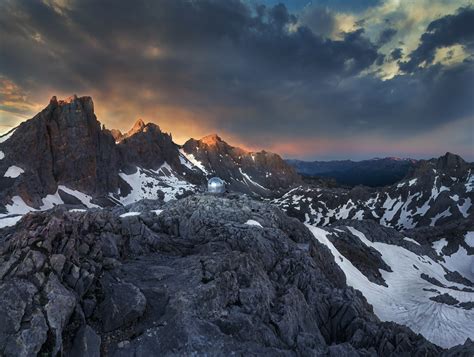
(0, 95, 471, 233)
(0, 95, 299, 215)
(287, 157, 418, 187)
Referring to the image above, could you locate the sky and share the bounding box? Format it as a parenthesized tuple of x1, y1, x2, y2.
(0, 0, 473, 161)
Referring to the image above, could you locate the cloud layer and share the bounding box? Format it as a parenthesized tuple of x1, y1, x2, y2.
(0, 0, 472, 160)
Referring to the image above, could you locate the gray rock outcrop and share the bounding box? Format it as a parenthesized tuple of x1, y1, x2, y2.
(1, 194, 470, 355)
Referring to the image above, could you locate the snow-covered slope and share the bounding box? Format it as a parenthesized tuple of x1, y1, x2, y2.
(307, 222, 474, 348)
(274, 153, 474, 230)
(0, 185, 100, 228)
(113, 163, 197, 205)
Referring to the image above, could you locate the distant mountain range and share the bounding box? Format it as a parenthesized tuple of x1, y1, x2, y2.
(286, 157, 417, 187)
(276, 152, 473, 230)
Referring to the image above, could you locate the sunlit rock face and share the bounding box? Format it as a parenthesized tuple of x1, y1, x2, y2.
(182, 134, 301, 197)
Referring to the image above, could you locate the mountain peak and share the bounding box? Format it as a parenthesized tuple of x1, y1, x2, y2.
(110, 129, 123, 142)
(48, 95, 94, 112)
(200, 133, 222, 146)
(125, 118, 147, 137)
(61, 94, 79, 104)
(436, 152, 466, 171)
(133, 118, 146, 130)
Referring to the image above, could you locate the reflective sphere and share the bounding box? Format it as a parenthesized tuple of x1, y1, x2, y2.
(208, 177, 225, 194)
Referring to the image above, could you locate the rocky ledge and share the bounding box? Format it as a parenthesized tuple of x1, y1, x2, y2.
(0, 194, 471, 356)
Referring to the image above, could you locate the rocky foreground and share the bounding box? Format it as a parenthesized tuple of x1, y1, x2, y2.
(0, 194, 472, 356)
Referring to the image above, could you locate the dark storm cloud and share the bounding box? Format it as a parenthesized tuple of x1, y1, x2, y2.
(400, 6, 474, 73)
(0, 0, 472, 158)
(377, 28, 397, 46)
(0, 0, 380, 106)
(303, 0, 382, 13)
(299, 5, 336, 38)
(390, 48, 403, 60)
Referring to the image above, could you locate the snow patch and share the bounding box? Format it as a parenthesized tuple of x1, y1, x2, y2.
(179, 149, 208, 174)
(432, 238, 448, 255)
(4, 165, 24, 178)
(0, 215, 23, 228)
(3, 196, 34, 215)
(239, 168, 268, 191)
(120, 212, 141, 218)
(442, 246, 474, 281)
(430, 207, 451, 226)
(403, 237, 420, 246)
(0, 186, 98, 227)
(457, 197, 471, 218)
(245, 219, 263, 228)
(380, 194, 403, 226)
(40, 191, 64, 210)
(0, 128, 16, 143)
(58, 185, 99, 208)
(450, 194, 459, 202)
(465, 232, 474, 248)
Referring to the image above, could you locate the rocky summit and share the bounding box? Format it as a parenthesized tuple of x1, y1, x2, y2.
(0, 193, 471, 356)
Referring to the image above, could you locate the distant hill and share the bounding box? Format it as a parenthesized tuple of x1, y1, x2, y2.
(286, 157, 417, 187)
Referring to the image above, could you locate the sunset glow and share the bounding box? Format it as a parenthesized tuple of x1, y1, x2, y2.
(0, 0, 472, 160)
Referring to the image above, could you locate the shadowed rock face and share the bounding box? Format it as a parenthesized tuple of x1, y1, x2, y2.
(2, 194, 470, 356)
(0, 95, 119, 206)
(434, 152, 468, 176)
(183, 134, 301, 196)
(0, 96, 301, 209)
(115, 120, 203, 186)
(117, 120, 180, 171)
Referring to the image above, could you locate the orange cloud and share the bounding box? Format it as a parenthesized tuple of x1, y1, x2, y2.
(0, 77, 45, 132)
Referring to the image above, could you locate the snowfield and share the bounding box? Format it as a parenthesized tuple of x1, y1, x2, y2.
(117, 163, 196, 204)
(307, 224, 474, 348)
(0, 165, 196, 228)
(274, 170, 473, 230)
(0, 185, 100, 228)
